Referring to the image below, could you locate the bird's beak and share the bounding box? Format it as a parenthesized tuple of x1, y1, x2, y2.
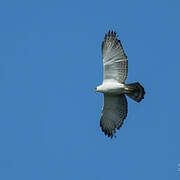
(94, 88, 97, 92)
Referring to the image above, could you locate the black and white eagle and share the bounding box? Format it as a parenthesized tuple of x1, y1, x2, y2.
(94, 30, 145, 138)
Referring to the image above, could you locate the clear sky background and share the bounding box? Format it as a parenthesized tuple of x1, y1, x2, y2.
(0, 0, 179, 179)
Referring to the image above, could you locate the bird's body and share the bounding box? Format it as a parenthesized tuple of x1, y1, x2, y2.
(96, 82, 126, 94)
(95, 30, 145, 138)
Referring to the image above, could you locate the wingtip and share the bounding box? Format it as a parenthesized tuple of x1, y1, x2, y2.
(105, 30, 118, 40)
(100, 121, 117, 138)
(102, 30, 127, 59)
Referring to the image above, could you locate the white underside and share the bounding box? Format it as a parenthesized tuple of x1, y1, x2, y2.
(97, 81, 126, 94)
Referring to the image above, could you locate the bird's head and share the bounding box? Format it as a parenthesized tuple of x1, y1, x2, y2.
(94, 85, 103, 93)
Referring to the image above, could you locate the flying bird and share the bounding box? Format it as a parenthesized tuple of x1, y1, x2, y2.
(94, 30, 145, 138)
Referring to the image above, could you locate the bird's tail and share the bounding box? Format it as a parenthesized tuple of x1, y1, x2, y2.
(125, 82, 145, 102)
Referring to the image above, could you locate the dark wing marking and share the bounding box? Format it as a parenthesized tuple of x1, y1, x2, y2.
(100, 94, 128, 138)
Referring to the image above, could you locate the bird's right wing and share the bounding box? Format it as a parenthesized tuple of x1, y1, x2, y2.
(100, 94, 127, 138)
(102, 31, 128, 83)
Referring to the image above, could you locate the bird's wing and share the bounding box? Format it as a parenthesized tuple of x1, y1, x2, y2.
(100, 94, 127, 138)
(102, 31, 128, 83)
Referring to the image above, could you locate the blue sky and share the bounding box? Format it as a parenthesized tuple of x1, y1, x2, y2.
(0, 0, 179, 179)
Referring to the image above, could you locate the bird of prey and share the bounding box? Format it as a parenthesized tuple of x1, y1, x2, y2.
(94, 30, 145, 138)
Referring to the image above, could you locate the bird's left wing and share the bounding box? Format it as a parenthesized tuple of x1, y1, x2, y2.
(100, 94, 127, 138)
(102, 31, 128, 83)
